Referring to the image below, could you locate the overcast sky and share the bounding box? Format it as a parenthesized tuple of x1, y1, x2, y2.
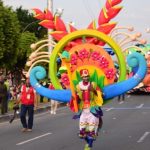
(3, 0, 150, 43)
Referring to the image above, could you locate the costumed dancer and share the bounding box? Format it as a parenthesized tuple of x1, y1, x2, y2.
(70, 69, 103, 150)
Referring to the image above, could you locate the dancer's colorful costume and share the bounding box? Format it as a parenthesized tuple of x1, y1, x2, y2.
(27, 0, 147, 149)
(71, 69, 103, 148)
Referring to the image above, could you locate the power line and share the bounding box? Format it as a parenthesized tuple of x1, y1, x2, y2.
(82, 0, 96, 20)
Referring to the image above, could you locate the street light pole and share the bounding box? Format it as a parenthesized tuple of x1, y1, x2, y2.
(47, 0, 64, 54)
(47, 0, 53, 54)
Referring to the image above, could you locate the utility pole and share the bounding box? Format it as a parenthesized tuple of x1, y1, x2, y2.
(47, 0, 53, 54)
(47, 0, 63, 54)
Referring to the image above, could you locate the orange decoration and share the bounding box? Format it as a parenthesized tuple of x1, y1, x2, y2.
(69, 43, 115, 84)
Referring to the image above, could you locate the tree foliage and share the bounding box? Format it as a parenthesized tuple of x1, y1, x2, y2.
(0, 2, 46, 80)
(15, 6, 47, 39)
(17, 31, 38, 69)
(0, 1, 5, 60)
(0, 1, 20, 69)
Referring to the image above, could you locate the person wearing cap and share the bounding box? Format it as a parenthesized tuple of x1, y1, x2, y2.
(17, 78, 37, 132)
(71, 69, 103, 150)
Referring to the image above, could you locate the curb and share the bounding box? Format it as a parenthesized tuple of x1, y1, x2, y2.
(0, 102, 66, 123)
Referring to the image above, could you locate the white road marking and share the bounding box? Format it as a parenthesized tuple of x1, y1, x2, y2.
(119, 101, 124, 104)
(137, 132, 150, 143)
(16, 132, 52, 145)
(102, 106, 150, 110)
(127, 95, 131, 98)
(105, 107, 113, 111)
(136, 104, 144, 109)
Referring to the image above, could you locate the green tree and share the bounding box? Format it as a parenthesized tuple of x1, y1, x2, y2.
(15, 6, 47, 39)
(0, 2, 47, 83)
(12, 31, 38, 83)
(17, 31, 38, 69)
(0, 1, 5, 60)
(0, 1, 20, 69)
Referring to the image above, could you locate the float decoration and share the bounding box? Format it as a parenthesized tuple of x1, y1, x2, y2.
(28, 0, 147, 111)
(25, 1, 148, 149)
(32, 0, 122, 46)
(124, 44, 150, 93)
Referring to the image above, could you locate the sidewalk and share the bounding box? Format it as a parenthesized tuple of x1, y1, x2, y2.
(0, 102, 66, 123)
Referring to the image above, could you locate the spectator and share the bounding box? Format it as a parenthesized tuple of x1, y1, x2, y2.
(4, 78, 10, 112)
(17, 78, 37, 132)
(39, 81, 44, 103)
(39, 81, 49, 103)
(4, 78, 10, 99)
(49, 81, 58, 115)
(114, 71, 126, 103)
(12, 85, 17, 100)
(0, 76, 8, 115)
(118, 93, 125, 103)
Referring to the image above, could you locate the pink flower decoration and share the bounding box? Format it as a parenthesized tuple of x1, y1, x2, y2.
(78, 48, 89, 59)
(105, 68, 115, 79)
(61, 73, 70, 86)
(71, 54, 78, 65)
(91, 51, 101, 61)
(98, 56, 109, 68)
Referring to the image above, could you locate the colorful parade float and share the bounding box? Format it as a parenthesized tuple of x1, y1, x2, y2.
(25, 0, 148, 149)
(125, 44, 150, 94)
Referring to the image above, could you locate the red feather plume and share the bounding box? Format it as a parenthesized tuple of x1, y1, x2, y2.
(50, 31, 68, 41)
(54, 16, 67, 32)
(98, 8, 110, 25)
(44, 9, 53, 20)
(97, 22, 117, 34)
(107, 6, 123, 19)
(32, 8, 45, 20)
(39, 20, 55, 29)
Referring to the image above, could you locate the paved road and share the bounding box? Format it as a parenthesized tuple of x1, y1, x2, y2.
(0, 94, 150, 150)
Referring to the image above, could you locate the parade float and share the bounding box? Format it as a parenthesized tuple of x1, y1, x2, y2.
(25, 0, 147, 149)
(104, 29, 150, 94)
(125, 44, 150, 93)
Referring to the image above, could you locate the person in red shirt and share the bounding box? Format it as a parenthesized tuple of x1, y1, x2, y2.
(17, 78, 37, 132)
